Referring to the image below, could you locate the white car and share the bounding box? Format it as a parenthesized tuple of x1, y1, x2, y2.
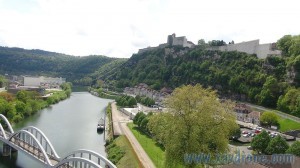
(243, 134, 249, 137)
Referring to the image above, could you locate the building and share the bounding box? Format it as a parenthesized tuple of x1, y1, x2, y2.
(246, 111, 261, 125)
(138, 33, 195, 54)
(234, 103, 262, 125)
(167, 33, 195, 48)
(234, 103, 252, 122)
(23, 76, 66, 88)
(208, 39, 281, 59)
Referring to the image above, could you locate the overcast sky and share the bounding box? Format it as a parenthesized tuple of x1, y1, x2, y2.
(0, 0, 299, 58)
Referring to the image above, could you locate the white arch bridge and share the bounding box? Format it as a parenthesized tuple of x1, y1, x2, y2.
(0, 114, 117, 168)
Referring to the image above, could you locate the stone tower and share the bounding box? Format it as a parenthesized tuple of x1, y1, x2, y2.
(167, 33, 176, 46)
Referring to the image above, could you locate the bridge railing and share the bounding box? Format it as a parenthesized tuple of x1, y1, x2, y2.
(22, 126, 60, 160)
(0, 114, 14, 134)
(60, 149, 117, 168)
(8, 130, 52, 166)
(54, 157, 101, 168)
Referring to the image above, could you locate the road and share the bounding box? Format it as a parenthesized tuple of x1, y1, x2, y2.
(244, 102, 300, 123)
(111, 102, 156, 168)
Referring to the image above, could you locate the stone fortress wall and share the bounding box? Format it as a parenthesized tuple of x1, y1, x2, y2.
(208, 39, 281, 59)
(138, 34, 281, 59)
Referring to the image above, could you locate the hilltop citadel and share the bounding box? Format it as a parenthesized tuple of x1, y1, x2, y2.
(138, 33, 282, 58)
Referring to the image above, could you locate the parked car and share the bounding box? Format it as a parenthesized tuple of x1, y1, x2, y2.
(243, 134, 249, 137)
(255, 129, 261, 133)
(270, 132, 278, 138)
(242, 131, 248, 134)
(247, 146, 253, 150)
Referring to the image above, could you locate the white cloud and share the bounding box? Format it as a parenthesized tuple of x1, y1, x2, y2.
(0, 0, 299, 58)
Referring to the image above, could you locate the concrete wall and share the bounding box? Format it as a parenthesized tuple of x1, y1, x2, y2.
(43, 77, 66, 84)
(256, 43, 281, 59)
(172, 37, 186, 46)
(24, 77, 41, 86)
(23, 76, 66, 86)
(208, 39, 282, 59)
(138, 46, 158, 54)
(218, 39, 259, 54)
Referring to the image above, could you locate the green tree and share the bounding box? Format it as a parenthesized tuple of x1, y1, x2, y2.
(140, 117, 149, 133)
(136, 113, 146, 128)
(197, 39, 207, 49)
(0, 75, 7, 88)
(251, 130, 271, 154)
(16, 90, 28, 103)
(133, 112, 144, 125)
(161, 84, 237, 167)
(135, 95, 141, 103)
(0, 98, 9, 115)
(258, 76, 280, 107)
(288, 35, 300, 56)
(15, 101, 26, 115)
(127, 97, 137, 107)
(260, 111, 279, 128)
(229, 125, 241, 140)
(6, 103, 16, 121)
(286, 141, 300, 156)
(265, 135, 289, 154)
(148, 112, 173, 146)
(277, 88, 300, 116)
(277, 35, 293, 56)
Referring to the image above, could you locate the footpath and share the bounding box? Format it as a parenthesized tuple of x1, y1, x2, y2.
(111, 102, 156, 168)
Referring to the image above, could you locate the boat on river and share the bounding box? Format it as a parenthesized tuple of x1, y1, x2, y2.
(97, 118, 105, 131)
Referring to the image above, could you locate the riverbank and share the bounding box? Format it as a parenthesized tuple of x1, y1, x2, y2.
(90, 88, 121, 100)
(105, 102, 142, 167)
(0, 83, 72, 124)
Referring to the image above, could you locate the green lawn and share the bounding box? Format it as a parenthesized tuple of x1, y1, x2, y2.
(279, 118, 300, 132)
(127, 123, 165, 168)
(248, 105, 300, 132)
(115, 135, 142, 168)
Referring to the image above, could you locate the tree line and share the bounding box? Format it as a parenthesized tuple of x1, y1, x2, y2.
(251, 130, 300, 156)
(0, 46, 122, 85)
(0, 83, 72, 123)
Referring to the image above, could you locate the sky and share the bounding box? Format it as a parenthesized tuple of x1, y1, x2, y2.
(0, 0, 299, 58)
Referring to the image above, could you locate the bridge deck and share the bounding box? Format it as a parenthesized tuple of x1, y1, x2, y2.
(1, 131, 59, 165)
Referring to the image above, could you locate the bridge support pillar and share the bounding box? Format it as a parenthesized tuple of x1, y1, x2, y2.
(2, 144, 17, 157)
(2, 144, 11, 156)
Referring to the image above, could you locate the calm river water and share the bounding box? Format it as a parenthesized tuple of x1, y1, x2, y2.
(0, 92, 112, 168)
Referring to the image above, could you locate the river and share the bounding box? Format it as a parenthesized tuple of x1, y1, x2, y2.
(0, 92, 113, 168)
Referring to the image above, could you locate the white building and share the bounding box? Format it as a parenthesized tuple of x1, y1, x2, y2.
(23, 76, 66, 87)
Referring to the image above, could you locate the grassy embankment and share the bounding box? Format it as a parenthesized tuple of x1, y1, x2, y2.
(279, 118, 300, 132)
(105, 103, 141, 167)
(91, 88, 121, 100)
(128, 123, 166, 168)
